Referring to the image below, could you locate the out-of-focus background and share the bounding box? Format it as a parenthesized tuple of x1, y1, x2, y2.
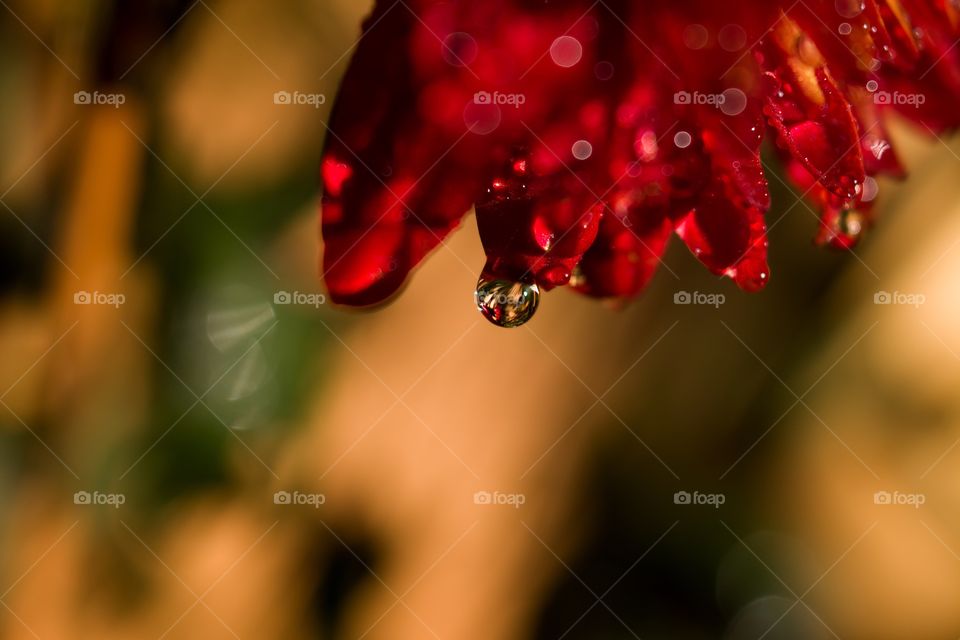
(2, 1, 960, 638)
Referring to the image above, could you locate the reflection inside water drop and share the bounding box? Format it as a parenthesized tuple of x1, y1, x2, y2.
(474, 277, 540, 328)
(839, 208, 863, 237)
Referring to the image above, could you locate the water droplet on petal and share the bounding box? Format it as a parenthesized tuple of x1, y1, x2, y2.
(720, 88, 748, 116)
(571, 139, 593, 160)
(820, 206, 865, 249)
(839, 207, 864, 237)
(550, 36, 583, 67)
(475, 277, 540, 328)
(835, 0, 862, 18)
(568, 264, 587, 288)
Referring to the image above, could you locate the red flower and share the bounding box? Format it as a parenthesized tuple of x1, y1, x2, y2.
(320, 0, 960, 326)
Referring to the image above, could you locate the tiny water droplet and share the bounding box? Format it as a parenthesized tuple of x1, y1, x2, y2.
(474, 277, 539, 328)
(571, 139, 593, 160)
(550, 36, 583, 67)
(568, 265, 587, 288)
(838, 207, 864, 237)
(820, 207, 865, 249)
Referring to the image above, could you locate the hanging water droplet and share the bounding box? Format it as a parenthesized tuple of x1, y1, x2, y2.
(474, 277, 539, 328)
(568, 264, 587, 288)
(838, 207, 864, 237)
(819, 206, 865, 249)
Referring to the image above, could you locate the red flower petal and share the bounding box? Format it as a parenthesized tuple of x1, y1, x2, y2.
(476, 148, 603, 289)
(760, 18, 865, 203)
(321, 3, 495, 305)
(675, 182, 769, 292)
(573, 208, 672, 298)
(318, 0, 960, 324)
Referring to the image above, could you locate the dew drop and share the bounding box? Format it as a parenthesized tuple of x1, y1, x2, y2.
(822, 207, 865, 248)
(839, 208, 864, 237)
(475, 277, 540, 328)
(835, 0, 863, 18)
(550, 36, 583, 67)
(720, 88, 748, 116)
(571, 139, 593, 160)
(568, 264, 587, 288)
(674, 131, 693, 148)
